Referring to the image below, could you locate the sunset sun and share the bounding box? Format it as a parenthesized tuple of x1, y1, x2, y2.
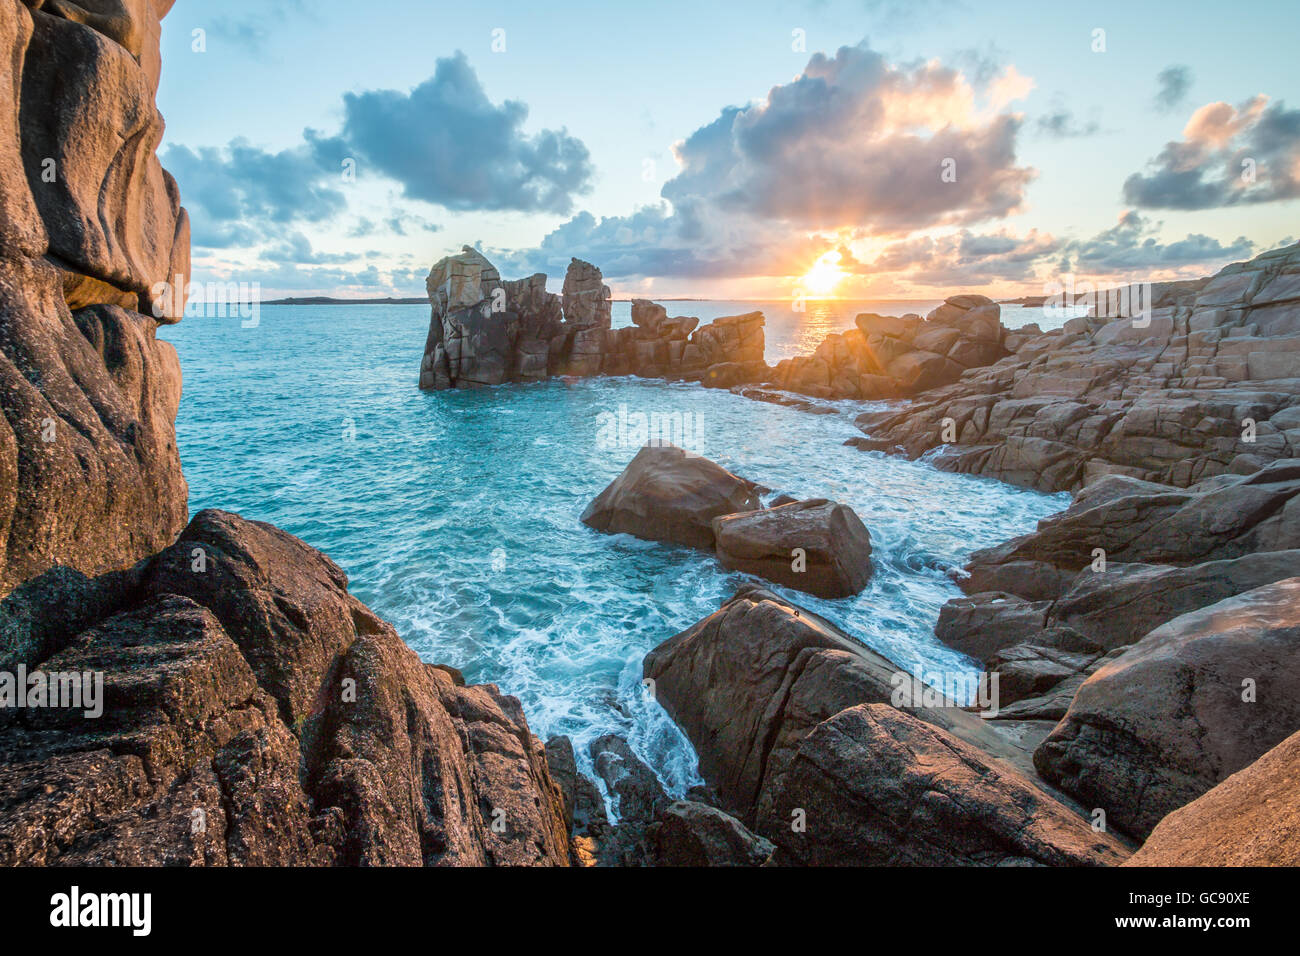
(800, 250, 848, 297)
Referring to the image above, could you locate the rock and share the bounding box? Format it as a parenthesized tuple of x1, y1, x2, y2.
(854, 243, 1300, 493)
(581, 445, 762, 550)
(0, 511, 571, 867)
(419, 250, 765, 390)
(647, 801, 774, 867)
(768, 704, 1130, 866)
(1126, 728, 1300, 866)
(140, 509, 381, 727)
(586, 735, 669, 866)
(561, 258, 611, 330)
(544, 735, 609, 866)
(1034, 577, 1300, 839)
(0, 0, 190, 598)
(989, 644, 1100, 705)
(711, 498, 873, 598)
(643, 587, 1048, 830)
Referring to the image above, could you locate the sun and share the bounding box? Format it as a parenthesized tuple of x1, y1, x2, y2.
(800, 250, 848, 297)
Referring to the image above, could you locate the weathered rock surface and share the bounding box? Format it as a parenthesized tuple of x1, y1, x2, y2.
(712, 498, 873, 598)
(769, 704, 1130, 866)
(0, 0, 190, 598)
(647, 800, 774, 867)
(643, 587, 1050, 833)
(581, 444, 762, 550)
(419, 248, 766, 389)
(1127, 728, 1300, 866)
(1034, 577, 1300, 840)
(0, 511, 571, 866)
(767, 296, 1010, 400)
(854, 243, 1300, 493)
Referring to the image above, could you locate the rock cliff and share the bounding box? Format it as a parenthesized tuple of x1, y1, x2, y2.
(0, 0, 572, 868)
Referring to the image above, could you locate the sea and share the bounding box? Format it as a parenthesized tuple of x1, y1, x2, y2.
(159, 297, 1069, 794)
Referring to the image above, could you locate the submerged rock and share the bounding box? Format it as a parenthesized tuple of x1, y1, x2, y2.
(712, 498, 873, 598)
(581, 444, 762, 550)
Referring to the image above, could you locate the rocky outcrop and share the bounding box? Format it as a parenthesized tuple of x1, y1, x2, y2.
(419, 247, 767, 390)
(1126, 728, 1300, 866)
(647, 800, 774, 867)
(769, 704, 1129, 866)
(1034, 577, 1300, 840)
(0, 0, 190, 597)
(767, 295, 1010, 400)
(581, 444, 762, 550)
(854, 243, 1300, 493)
(711, 498, 873, 598)
(0, 510, 571, 866)
(643, 587, 1053, 831)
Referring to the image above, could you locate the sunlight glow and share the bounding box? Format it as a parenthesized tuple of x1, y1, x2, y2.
(800, 250, 848, 297)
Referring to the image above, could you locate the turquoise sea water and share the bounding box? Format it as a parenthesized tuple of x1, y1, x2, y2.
(160, 300, 1067, 793)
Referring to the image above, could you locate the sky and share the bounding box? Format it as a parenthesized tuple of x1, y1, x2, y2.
(157, 0, 1300, 300)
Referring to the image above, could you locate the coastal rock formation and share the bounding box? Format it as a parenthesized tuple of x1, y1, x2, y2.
(769, 704, 1128, 866)
(0, 0, 190, 597)
(854, 243, 1300, 493)
(643, 587, 1052, 831)
(0, 511, 571, 866)
(711, 498, 873, 598)
(1033, 577, 1300, 840)
(767, 295, 1010, 400)
(0, 9, 574, 870)
(419, 248, 767, 389)
(580, 444, 762, 550)
(1126, 728, 1300, 866)
(643, 589, 1128, 864)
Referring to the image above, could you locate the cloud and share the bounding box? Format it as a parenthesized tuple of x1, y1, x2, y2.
(1153, 65, 1192, 113)
(1122, 95, 1300, 208)
(498, 41, 1036, 281)
(1062, 210, 1255, 274)
(162, 140, 347, 248)
(1036, 101, 1100, 139)
(305, 52, 593, 215)
(861, 228, 1060, 286)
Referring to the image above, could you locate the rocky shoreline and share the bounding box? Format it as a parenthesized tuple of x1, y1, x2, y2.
(1, 0, 1297, 868)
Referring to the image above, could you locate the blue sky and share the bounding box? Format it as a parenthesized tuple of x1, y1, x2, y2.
(158, 0, 1300, 299)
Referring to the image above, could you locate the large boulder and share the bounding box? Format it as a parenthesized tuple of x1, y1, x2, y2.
(0, 511, 572, 867)
(712, 498, 873, 597)
(581, 445, 762, 550)
(643, 587, 1044, 830)
(647, 801, 774, 867)
(1126, 728, 1300, 866)
(1034, 577, 1300, 839)
(769, 704, 1130, 866)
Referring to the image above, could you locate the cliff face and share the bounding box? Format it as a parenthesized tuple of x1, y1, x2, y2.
(0, 2, 572, 867)
(0, 0, 190, 598)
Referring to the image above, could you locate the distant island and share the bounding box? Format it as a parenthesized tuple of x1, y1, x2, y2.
(262, 295, 429, 306)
